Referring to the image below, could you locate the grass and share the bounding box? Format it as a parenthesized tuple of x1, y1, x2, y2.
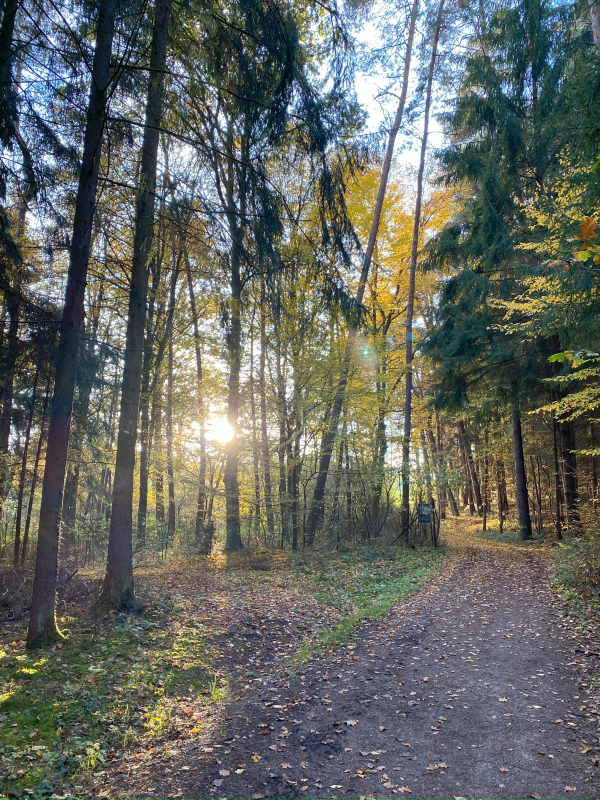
(290, 542, 446, 659)
(0, 605, 215, 799)
(474, 521, 545, 546)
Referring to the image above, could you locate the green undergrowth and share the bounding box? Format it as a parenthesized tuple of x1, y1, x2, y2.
(291, 543, 446, 660)
(475, 523, 545, 546)
(554, 533, 600, 634)
(0, 605, 213, 800)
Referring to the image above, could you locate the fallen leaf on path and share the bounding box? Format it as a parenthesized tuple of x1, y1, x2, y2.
(281, 762, 292, 769)
(345, 719, 359, 726)
(218, 769, 230, 776)
(581, 745, 593, 754)
(498, 697, 508, 702)
(500, 767, 509, 773)
(212, 779, 222, 787)
(397, 786, 412, 793)
(565, 788, 576, 792)
(251, 754, 261, 762)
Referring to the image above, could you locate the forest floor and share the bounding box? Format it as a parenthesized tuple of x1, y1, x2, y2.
(95, 519, 600, 800)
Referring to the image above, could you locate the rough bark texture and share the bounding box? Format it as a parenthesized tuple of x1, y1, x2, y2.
(27, 0, 118, 647)
(511, 404, 533, 540)
(259, 285, 275, 540)
(21, 378, 50, 568)
(102, 0, 172, 606)
(304, 0, 419, 545)
(13, 371, 37, 567)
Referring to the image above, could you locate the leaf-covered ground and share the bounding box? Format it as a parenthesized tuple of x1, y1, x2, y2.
(0, 543, 443, 799)
(99, 519, 600, 800)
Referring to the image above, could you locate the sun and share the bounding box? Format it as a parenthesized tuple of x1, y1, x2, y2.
(207, 417, 234, 443)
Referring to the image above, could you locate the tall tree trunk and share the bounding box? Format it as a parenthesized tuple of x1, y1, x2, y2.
(184, 251, 207, 550)
(259, 283, 275, 540)
(552, 415, 563, 540)
(154, 388, 165, 527)
(137, 257, 164, 547)
(165, 263, 178, 542)
(561, 420, 579, 525)
(223, 119, 244, 552)
(458, 420, 483, 515)
(400, 0, 444, 530)
(0, 283, 18, 524)
(249, 327, 262, 546)
(13, 370, 37, 568)
(304, 0, 418, 544)
(102, 0, 173, 606)
(276, 337, 289, 548)
(27, 0, 118, 647)
(511, 404, 532, 540)
(21, 378, 50, 568)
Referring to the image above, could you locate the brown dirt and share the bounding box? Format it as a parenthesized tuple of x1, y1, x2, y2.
(97, 522, 600, 800)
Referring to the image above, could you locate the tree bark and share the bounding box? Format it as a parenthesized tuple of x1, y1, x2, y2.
(102, 0, 173, 606)
(259, 283, 275, 540)
(400, 0, 443, 530)
(21, 378, 50, 568)
(458, 419, 483, 515)
(184, 251, 208, 551)
(13, 370, 37, 568)
(552, 415, 563, 540)
(165, 263, 178, 542)
(304, 0, 419, 544)
(27, 0, 118, 647)
(560, 420, 579, 525)
(511, 404, 532, 540)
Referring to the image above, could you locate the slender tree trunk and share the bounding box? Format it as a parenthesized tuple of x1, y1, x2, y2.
(345, 436, 352, 537)
(276, 339, 289, 548)
(13, 371, 37, 568)
(304, 0, 418, 544)
(21, 378, 50, 568)
(223, 119, 244, 552)
(511, 404, 532, 540)
(27, 0, 118, 647)
(249, 327, 262, 546)
(400, 0, 444, 530)
(0, 285, 18, 524)
(458, 420, 483, 515)
(552, 415, 563, 540)
(103, 0, 173, 606)
(165, 263, 178, 542)
(184, 252, 207, 550)
(259, 284, 275, 540)
(561, 420, 579, 525)
(154, 388, 165, 527)
(591, 423, 598, 506)
(137, 258, 163, 547)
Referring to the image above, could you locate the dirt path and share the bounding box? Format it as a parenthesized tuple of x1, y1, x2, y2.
(106, 524, 600, 800)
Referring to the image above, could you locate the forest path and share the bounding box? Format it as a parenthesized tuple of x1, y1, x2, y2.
(108, 522, 600, 800)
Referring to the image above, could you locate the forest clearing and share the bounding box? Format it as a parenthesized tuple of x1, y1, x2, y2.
(1, 0, 600, 796)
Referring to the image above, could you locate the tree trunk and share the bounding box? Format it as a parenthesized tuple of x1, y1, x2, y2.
(137, 257, 164, 547)
(154, 388, 165, 528)
(458, 419, 483, 515)
(511, 404, 532, 540)
(27, 0, 118, 647)
(102, 0, 172, 606)
(400, 0, 444, 530)
(21, 378, 50, 567)
(560, 420, 579, 525)
(184, 251, 207, 550)
(249, 327, 262, 546)
(304, 0, 418, 544)
(259, 283, 275, 540)
(13, 371, 37, 568)
(552, 415, 563, 540)
(165, 263, 178, 542)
